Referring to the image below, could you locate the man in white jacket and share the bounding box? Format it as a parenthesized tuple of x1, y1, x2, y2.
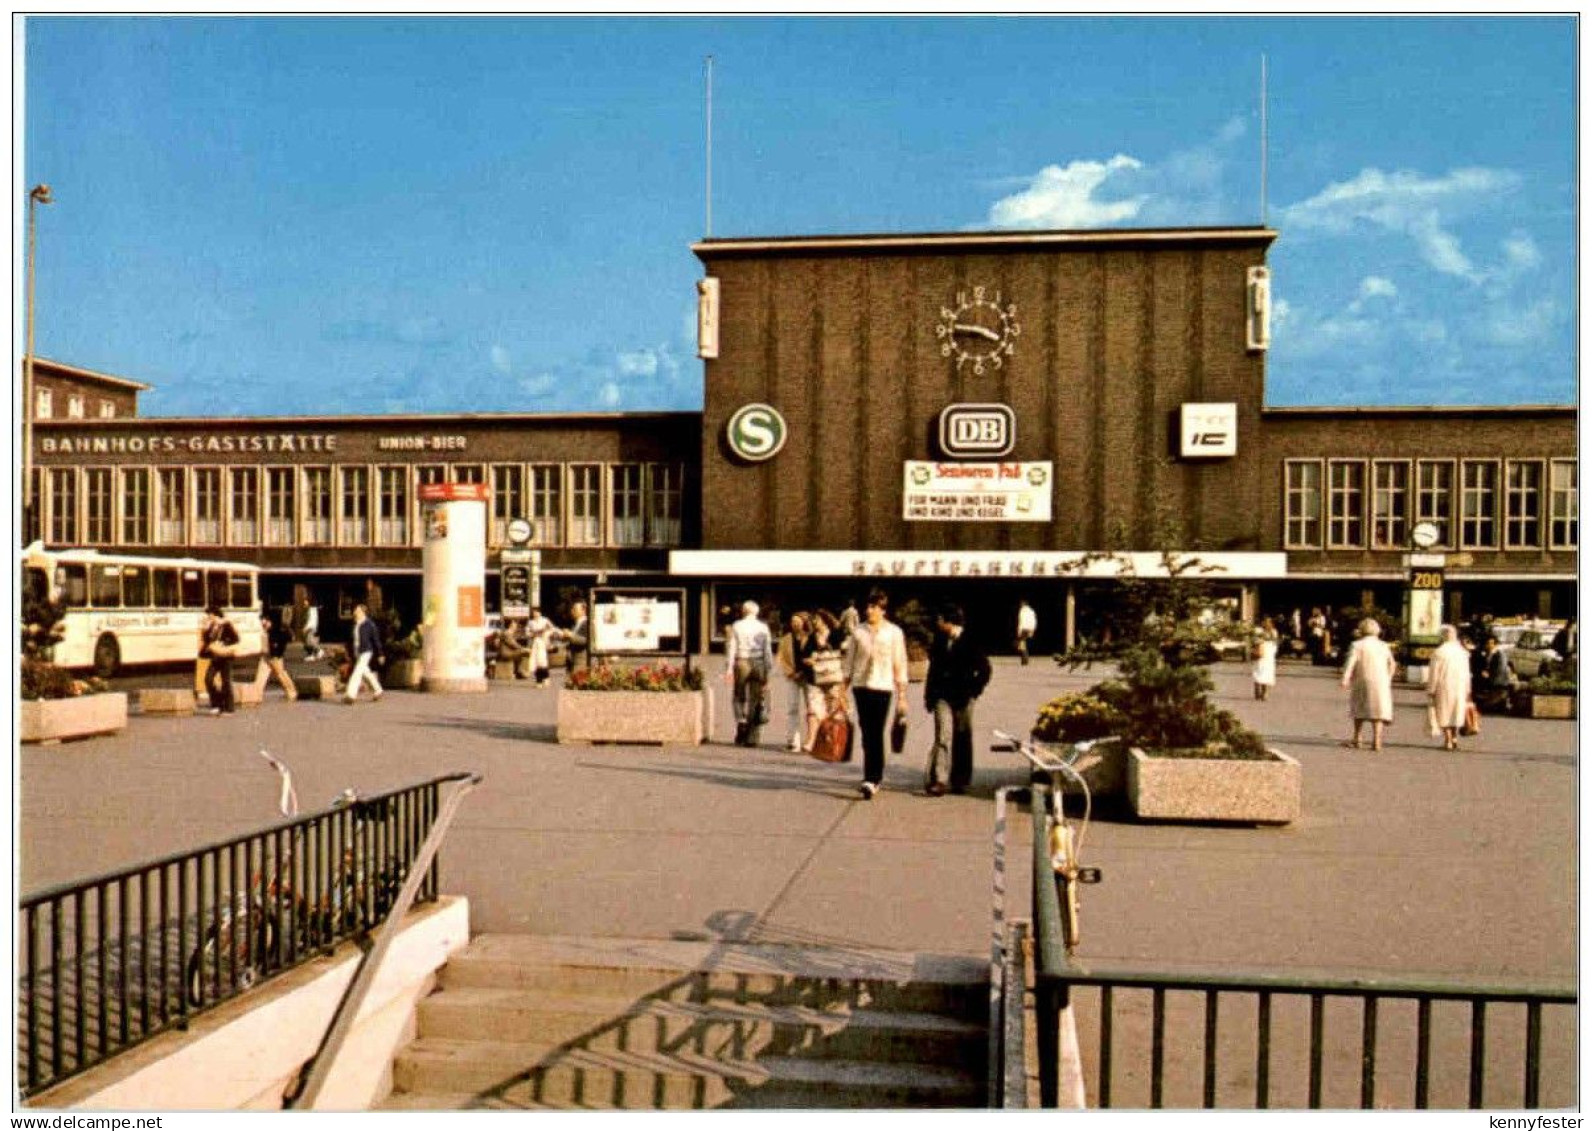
(725, 601, 773, 747)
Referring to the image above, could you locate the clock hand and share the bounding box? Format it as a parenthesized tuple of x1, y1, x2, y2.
(952, 322, 1001, 342)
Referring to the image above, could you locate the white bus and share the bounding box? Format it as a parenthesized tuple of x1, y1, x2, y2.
(22, 543, 264, 678)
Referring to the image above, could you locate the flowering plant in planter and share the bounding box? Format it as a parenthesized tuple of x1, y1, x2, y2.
(1032, 691, 1125, 744)
(567, 662, 705, 693)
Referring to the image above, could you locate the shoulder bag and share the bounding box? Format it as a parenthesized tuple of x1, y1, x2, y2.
(809, 705, 851, 763)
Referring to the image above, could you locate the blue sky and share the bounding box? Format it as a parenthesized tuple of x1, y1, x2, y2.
(19, 15, 1577, 417)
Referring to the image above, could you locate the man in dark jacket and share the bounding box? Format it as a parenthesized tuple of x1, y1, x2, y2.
(344, 603, 385, 705)
(924, 605, 992, 796)
(200, 604, 240, 716)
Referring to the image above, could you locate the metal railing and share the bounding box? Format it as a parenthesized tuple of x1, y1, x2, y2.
(1025, 783, 1578, 1110)
(17, 771, 476, 1099)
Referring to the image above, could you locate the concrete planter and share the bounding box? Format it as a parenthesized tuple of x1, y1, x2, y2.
(1128, 746, 1300, 825)
(21, 693, 129, 744)
(557, 688, 713, 745)
(1522, 693, 1576, 720)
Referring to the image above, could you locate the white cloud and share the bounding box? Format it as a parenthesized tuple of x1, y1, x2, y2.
(1359, 276, 1398, 300)
(1482, 296, 1562, 347)
(1503, 233, 1542, 273)
(598, 382, 622, 408)
(617, 349, 659, 378)
(1281, 166, 1521, 283)
(491, 345, 512, 375)
(987, 156, 1148, 229)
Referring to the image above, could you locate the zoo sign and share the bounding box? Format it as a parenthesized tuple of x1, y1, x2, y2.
(725, 403, 787, 462)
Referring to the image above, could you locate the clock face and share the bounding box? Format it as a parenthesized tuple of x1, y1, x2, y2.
(935, 286, 1020, 374)
(1411, 520, 1440, 549)
(507, 518, 533, 545)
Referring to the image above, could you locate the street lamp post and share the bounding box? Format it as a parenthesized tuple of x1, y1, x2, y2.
(24, 183, 52, 545)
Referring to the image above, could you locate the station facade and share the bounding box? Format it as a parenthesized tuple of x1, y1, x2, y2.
(23, 224, 1577, 654)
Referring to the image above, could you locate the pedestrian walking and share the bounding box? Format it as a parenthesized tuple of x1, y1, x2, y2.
(200, 604, 240, 716)
(495, 618, 533, 679)
(844, 590, 908, 799)
(1016, 599, 1037, 665)
(777, 612, 813, 753)
(923, 605, 991, 797)
(259, 609, 299, 701)
(1340, 617, 1395, 750)
(344, 603, 385, 704)
(1427, 624, 1471, 751)
(526, 607, 556, 686)
(1251, 617, 1279, 701)
(565, 601, 590, 670)
(1308, 607, 1331, 665)
(1474, 634, 1516, 714)
(799, 609, 847, 754)
(725, 600, 773, 747)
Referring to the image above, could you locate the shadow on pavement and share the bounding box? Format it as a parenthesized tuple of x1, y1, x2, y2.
(419, 716, 559, 743)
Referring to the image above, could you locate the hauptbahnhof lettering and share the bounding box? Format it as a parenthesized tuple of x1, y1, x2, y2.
(25, 226, 1576, 652)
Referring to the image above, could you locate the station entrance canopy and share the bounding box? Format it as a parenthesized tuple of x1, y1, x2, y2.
(670, 550, 1289, 580)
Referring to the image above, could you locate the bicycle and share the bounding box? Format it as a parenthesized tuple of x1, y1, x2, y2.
(994, 730, 1103, 955)
(184, 750, 404, 1006)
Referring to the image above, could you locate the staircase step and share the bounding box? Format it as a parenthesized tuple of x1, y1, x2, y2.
(389, 1036, 983, 1110)
(442, 935, 987, 1018)
(416, 984, 987, 1063)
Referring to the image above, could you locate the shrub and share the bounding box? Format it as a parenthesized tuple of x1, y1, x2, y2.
(21, 658, 78, 701)
(566, 662, 704, 693)
(1526, 674, 1578, 696)
(1033, 690, 1125, 744)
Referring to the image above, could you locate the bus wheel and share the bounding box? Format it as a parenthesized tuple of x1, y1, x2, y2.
(92, 634, 120, 679)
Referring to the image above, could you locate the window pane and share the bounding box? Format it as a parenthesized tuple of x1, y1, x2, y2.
(120, 469, 150, 544)
(530, 465, 562, 545)
(648, 464, 684, 546)
(569, 466, 601, 545)
(230, 468, 259, 544)
(85, 469, 113, 544)
(266, 467, 297, 545)
(303, 467, 333, 544)
(1461, 462, 1497, 548)
(1416, 462, 1453, 547)
(153, 568, 180, 608)
(230, 574, 254, 609)
(181, 568, 205, 608)
(452, 464, 485, 485)
(207, 570, 229, 609)
(612, 464, 644, 546)
(193, 469, 222, 545)
(158, 469, 186, 545)
(1549, 459, 1578, 549)
(1285, 462, 1322, 548)
(491, 465, 526, 543)
(1504, 461, 1542, 548)
(91, 565, 122, 608)
(122, 565, 150, 607)
(1327, 462, 1364, 548)
(48, 469, 78, 544)
(378, 467, 409, 544)
(60, 563, 88, 607)
(341, 466, 370, 544)
(1371, 462, 1408, 548)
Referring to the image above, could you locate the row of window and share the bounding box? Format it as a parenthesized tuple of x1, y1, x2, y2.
(36, 462, 687, 551)
(35, 388, 117, 420)
(35, 563, 255, 612)
(1284, 458, 1578, 551)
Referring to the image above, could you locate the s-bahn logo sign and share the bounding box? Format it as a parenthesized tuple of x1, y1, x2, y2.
(938, 403, 1015, 457)
(725, 403, 787, 462)
(1178, 402, 1237, 459)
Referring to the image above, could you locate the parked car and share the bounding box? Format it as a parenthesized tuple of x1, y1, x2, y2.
(1509, 628, 1564, 679)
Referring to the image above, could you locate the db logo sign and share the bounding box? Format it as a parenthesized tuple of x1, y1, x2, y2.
(939, 404, 1015, 457)
(726, 403, 788, 462)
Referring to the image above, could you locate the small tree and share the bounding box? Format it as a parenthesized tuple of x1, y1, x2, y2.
(1039, 516, 1268, 758)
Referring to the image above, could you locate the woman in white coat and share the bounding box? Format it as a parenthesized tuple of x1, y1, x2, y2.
(1251, 617, 1279, 701)
(1340, 617, 1397, 751)
(1426, 624, 1472, 751)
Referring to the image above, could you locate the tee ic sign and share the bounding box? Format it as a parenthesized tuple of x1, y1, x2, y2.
(1179, 402, 1238, 459)
(938, 404, 1015, 458)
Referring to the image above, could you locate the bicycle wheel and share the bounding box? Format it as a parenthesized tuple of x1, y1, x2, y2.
(185, 908, 275, 1007)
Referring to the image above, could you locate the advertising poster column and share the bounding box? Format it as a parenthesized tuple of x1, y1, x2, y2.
(419, 482, 489, 693)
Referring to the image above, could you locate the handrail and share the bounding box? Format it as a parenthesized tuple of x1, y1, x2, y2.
(17, 771, 478, 1099)
(18, 771, 480, 910)
(987, 784, 1028, 1106)
(286, 771, 482, 1109)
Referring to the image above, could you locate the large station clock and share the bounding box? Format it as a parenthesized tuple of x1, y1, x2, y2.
(935, 286, 1020, 374)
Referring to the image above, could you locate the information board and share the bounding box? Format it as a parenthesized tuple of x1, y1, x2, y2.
(901, 461, 1053, 522)
(590, 587, 687, 656)
(499, 547, 541, 620)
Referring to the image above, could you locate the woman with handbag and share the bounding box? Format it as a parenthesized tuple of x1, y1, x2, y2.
(802, 610, 848, 756)
(843, 591, 908, 800)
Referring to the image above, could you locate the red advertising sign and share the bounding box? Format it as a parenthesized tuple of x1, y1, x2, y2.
(419, 482, 491, 503)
